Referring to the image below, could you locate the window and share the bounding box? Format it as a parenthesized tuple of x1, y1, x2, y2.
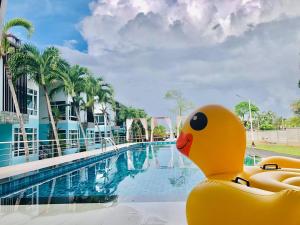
(69, 130, 79, 148)
(58, 130, 67, 150)
(95, 132, 101, 144)
(87, 130, 94, 144)
(13, 128, 37, 157)
(95, 114, 105, 125)
(27, 89, 38, 115)
(51, 101, 66, 120)
(69, 104, 77, 121)
(106, 130, 111, 137)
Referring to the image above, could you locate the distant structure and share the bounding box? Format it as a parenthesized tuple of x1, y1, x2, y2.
(126, 118, 148, 142)
(150, 117, 174, 141)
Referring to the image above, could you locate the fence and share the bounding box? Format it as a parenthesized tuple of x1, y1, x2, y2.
(0, 133, 174, 168)
(0, 135, 127, 167)
(246, 128, 300, 146)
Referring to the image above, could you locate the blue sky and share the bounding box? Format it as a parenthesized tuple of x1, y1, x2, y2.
(4, 0, 300, 117)
(5, 0, 90, 51)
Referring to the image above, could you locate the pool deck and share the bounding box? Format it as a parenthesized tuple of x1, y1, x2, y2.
(0, 143, 134, 180)
(0, 202, 187, 225)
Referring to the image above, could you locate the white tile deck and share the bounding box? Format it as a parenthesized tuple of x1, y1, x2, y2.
(0, 202, 187, 225)
(0, 143, 134, 180)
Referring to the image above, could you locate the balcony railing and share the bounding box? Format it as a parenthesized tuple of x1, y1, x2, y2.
(0, 111, 29, 124)
(0, 135, 127, 167)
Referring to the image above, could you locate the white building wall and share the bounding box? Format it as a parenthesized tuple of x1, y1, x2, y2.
(94, 100, 116, 127)
(39, 89, 71, 123)
(39, 87, 49, 123)
(27, 78, 39, 119)
(80, 92, 87, 123)
(52, 89, 70, 103)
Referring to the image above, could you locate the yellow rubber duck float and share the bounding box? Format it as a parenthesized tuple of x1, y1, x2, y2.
(250, 156, 300, 192)
(176, 105, 300, 225)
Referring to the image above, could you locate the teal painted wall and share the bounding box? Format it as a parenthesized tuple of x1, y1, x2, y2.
(11, 117, 40, 165)
(0, 124, 13, 167)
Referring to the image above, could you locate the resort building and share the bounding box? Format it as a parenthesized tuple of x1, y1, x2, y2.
(0, 72, 117, 165)
(39, 88, 116, 154)
(0, 36, 40, 166)
(0, 2, 117, 165)
(39, 88, 82, 154)
(91, 97, 115, 139)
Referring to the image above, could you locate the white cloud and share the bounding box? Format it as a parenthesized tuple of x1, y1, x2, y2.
(63, 39, 78, 49)
(59, 1, 300, 117)
(79, 0, 300, 55)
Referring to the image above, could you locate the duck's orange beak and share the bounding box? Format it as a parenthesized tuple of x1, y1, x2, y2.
(176, 132, 193, 157)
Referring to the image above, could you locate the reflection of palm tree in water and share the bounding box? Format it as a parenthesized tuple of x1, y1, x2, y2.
(169, 175, 186, 187)
(148, 145, 160, 168)
(132, 150, 147, 170)
(142, 146, 150, 169)
(6, 149, 149, 205)
(91, 151, 147, 201)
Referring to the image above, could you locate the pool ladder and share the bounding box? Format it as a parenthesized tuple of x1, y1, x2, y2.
(103, 137, 119, 152)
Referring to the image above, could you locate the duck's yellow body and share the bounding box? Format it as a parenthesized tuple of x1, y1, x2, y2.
(187, 180, 300, 225)
(177, 105, 300, 225)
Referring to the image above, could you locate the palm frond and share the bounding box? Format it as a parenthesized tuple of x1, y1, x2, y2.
(3, 18, 34, 37)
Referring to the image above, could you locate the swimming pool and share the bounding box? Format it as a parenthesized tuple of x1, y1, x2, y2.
(0, 144, 257, 205)
(0, 144, 204, 205)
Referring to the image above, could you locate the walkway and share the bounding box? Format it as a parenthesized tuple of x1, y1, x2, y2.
(247, 147, 300, 159)
(0, 202, 187, 225)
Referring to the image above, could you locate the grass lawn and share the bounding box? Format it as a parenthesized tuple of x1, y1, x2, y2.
(253, 143, 300, 156)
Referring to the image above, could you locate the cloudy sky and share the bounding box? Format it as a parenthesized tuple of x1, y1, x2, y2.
(6, 0, 300, 117)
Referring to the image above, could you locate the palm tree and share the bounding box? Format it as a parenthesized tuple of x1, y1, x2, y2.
(1, 18, 34, 161)
(84, 75, 114, 137)
(8, 44, 63, 156)
(96, 83, 114, 137)
(51, 64, 89, 150)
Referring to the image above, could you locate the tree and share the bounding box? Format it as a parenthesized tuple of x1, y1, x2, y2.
(52, 64, 89, 150)
(153, 125, 167, 139)
(286, 116, 300, 128)
(116, 106, 147, 125)
(273, 116, 286, 130)
(164, 90, 194, 117)
(257, 111, 276, 130)
(9, 44, 64, 156)
(94, 79, 114, 134)
(84, 75, 114, 137)
(291, 100, 300, 116)
(2, 18, 34, 161)
(234, 101, 259, 127)
(115, 105, 148, 139)
(1, 18, 34, 55)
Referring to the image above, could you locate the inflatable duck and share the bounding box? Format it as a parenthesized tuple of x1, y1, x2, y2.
(176, 105, 300, 225)
(249, 156, 300, 192)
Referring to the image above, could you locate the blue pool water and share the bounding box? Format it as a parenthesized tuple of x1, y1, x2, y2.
(0, 144, 204, 205)
(0, 144, 258, 205)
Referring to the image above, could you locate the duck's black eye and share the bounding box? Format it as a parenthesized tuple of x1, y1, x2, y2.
(190, 112, 208, 131)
